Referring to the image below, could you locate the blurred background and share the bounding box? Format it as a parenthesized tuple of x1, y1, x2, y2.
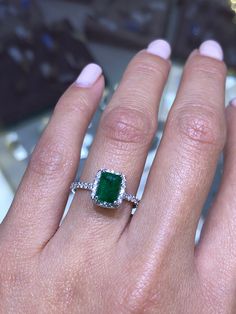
(0, 0, 236, 237)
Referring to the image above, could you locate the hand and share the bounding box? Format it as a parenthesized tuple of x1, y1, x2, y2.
(1, 39, 235, 314)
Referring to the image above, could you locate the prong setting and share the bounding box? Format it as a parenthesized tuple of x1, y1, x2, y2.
(70, 169, 139, 210)
(91, 169, 126, 209)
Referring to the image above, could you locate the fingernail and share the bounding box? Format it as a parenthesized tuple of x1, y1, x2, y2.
(230, 98, 236, 107)
(199, 40, 224, 61)
(75, 63, 103, 88)
(147, 39, 171, 60)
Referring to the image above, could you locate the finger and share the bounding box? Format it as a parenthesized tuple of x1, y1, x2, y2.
(1, 64, 104, 250)
(195, 103, 236, 295)
(131, 41, 227, 252)
(59, 40, 171, 242)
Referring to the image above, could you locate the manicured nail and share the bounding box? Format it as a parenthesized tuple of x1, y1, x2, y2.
(199, 40, 224, 61)
(76, 63, 102, 88)
(230, 98, 236, 107)
(147, 39, 171, 60)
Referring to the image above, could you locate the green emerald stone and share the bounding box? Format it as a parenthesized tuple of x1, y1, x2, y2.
(95, 172, 122, 204)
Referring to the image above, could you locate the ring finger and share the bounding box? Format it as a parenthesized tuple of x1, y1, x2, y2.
(60, 39, 171, 242)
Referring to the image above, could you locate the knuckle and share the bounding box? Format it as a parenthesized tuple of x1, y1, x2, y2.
(170, 106, 225, 150)
(0, 259, 31, 292)
(29, 140, 70, 178)
(46, 276, 78, 309)
(55, 93, 91, 120)
(120, 273, 163, 313)
(1, 269, 24, 288)
(131, 56, 168, 81)
(190, 56, 226, 81)
(101, 106, 156, 146)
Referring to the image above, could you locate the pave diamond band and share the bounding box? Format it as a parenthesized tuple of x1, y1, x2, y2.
(70, 182, 93, 192)
(70, 169, 140, 210)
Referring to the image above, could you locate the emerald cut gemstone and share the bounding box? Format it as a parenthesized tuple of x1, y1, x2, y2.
(95, 171, 122, 204)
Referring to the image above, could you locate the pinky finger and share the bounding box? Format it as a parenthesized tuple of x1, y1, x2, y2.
(1, 64, 104, 251)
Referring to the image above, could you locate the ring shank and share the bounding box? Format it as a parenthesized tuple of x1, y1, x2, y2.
(70, 181, 93, 193)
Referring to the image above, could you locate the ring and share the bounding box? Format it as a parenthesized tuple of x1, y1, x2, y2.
(70, 169, 140, 209)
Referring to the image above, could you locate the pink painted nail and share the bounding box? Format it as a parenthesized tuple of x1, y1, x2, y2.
(199, 40, 224, 61)
(230, 98, 236, 107)
(147, 39, 171, 60)
(76, 63, 102, 88)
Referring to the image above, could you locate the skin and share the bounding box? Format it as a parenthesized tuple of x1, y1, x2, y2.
(0, 48, 235, 313)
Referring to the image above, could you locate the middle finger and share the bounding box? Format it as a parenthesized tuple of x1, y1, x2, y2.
(132, 41, 227, 252)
